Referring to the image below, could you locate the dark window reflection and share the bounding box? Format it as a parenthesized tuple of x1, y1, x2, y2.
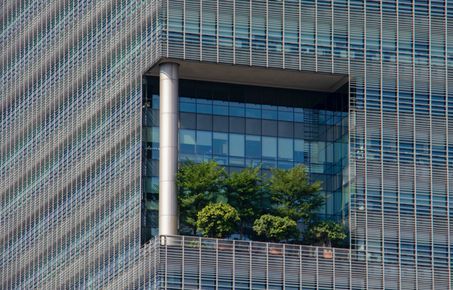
(246, 118, 261, 135)
(229, 117, 245, 133)
(262, 120, 277, 136)
(213, 115, 229, 132)
(180, 112, 196, 129)
(197, 114, 212, 131)
(278, 121, 294, 138)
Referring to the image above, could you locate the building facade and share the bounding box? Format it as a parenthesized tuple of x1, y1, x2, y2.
(1, 0, 452, 289)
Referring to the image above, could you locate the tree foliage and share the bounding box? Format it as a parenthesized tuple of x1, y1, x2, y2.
(305, 220, 347, 247)
(175, 161, 347, 246)
(269, 165, 323, 223)
(196, 203, 240, 238)
(225, 166, 264, 237)
(177, 161, 227, 234)
(253, 214, 298, 242)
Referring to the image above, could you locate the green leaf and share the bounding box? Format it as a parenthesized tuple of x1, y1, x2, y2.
(196, 203, 240, 238)
(253, 214, 298, 243)
(269, 165, 323, 223)
(305, 221, 347, 247)
(177, 160, 227, 234)
(225, 166, 265, 236)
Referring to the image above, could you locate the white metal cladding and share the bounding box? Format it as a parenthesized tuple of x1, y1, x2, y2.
(1, 0, 163, 288)
(2, 0, 453, 289)
(158, 1, 453, 289)
(105, 235, 448, 289)
(150, 235, 356, 290)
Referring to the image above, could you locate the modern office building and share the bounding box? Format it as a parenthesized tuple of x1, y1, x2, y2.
(1, 0, 452, 289)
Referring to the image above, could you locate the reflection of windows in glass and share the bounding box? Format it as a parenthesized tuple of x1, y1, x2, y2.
(152, 95, 160, 109)
(334, 142, 344, 164)
(180, 129, 196, 154)
(152, 160, 159, 176)
(262, 136, 277, 159)
(143, 158, 153, 176)
(229, 134, 245, 157)
(196, 131, 212, 155)
(310, 141, 324, 173)
(278, 138, 293, 160)
(294, 139, 305, 163)
(246, 135, 261, 158)
(143, 127, 153, 143)
(213, 132, 228, 156)
(151, 127, 159, 143)
(326, 142, 334, 163)
(150, 127, 159, 160)
(143, 177, 159, 193)
(309, 141, 318, 163)
(151, 109, 159, 126)
(143, 110, 155, 126)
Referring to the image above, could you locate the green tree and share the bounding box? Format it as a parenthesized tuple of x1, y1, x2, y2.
(177, 161, 227, 234)
(196, 203, 240, 238)
(253, 214, 298, 243)
(305, 220, 347, 247)
(226, 166, 264, 238)
(269, 165, 323, 224)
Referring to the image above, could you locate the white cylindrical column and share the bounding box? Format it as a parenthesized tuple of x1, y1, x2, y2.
(159, 62, 179, 236)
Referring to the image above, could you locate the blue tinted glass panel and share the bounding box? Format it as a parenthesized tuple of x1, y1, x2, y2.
(213, 132, 228, 156)
(262, 136, 277, 159)
(229, 134, 245, 157)
(246, 135, 262, 158)
(278, 138, 293, 160)
(180, 129, 196, 154)
(294, 139, 305, 162)
(196, 131, 212, 155)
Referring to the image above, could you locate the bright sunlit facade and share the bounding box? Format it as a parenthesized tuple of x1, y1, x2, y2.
(1, 1, 452, 289)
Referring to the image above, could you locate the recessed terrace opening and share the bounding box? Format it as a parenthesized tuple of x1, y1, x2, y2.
(142, 60, 349, 244)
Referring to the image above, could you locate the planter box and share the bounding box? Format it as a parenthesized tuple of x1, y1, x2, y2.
(323, 248, 333, 259)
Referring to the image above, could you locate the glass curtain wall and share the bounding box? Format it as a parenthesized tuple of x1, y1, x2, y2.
(142, 77, 348, 241)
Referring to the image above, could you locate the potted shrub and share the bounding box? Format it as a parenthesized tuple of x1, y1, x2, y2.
(305, 221, 347, 259)
(253, 214, 298, 255)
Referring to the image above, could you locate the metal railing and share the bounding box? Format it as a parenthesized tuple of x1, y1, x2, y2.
(152, 235, 357, 290)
